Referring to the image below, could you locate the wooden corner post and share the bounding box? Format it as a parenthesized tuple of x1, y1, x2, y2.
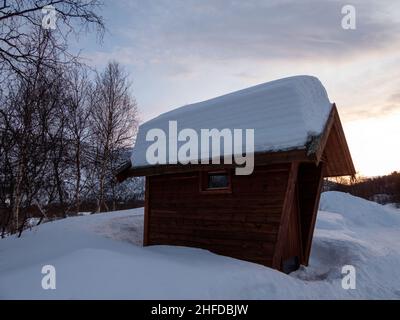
(143, 176, 150, 246)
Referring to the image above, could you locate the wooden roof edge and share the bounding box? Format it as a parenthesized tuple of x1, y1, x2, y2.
(330, 104, 356, 175)
(115, 160, 133, 182)
(116, 103, 357, 180)
(116, 148, 310, 180)
(306, 103, 337, 163)
(310, 103, 356, 177)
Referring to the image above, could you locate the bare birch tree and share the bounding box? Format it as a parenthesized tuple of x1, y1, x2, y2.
(0, 0, 104, 77)
(90, 62, 138, 212)
(65, 67, 92, 214)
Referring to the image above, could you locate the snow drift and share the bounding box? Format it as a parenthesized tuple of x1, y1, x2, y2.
(1, 192, 399, 299)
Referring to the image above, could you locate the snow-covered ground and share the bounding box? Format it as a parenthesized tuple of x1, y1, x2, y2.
(1, 192, 399, 299)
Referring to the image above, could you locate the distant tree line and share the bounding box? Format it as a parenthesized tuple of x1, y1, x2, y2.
(0, 1, 143, 237)
(325, 172, 400, 206)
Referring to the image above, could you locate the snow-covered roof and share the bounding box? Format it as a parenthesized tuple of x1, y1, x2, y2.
(131, 75, 333, 168)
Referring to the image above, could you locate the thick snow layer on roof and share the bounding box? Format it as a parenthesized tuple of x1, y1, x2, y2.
(131, 75, 332, 167)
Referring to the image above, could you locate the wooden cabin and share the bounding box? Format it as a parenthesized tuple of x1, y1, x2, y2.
(117, 76, 355, 273)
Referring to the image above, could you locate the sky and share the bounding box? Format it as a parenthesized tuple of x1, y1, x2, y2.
(74, 0, 400, 177)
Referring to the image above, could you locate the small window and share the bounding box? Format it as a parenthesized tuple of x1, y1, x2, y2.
(208, 173, 229, 189)
(200, 170, 232, 193)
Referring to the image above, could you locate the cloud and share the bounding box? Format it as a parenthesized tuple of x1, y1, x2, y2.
(88, 0, 400, 82)
(114, 0, 400, 65)
(342, 90, 400, 121)
(83, 1, 400, 177)
(89, 0, 400, 118)
(346, 104, 400, 120)
(389, 92, 400, 103)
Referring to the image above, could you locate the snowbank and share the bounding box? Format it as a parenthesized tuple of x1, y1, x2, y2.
(1, 192, 399, 299)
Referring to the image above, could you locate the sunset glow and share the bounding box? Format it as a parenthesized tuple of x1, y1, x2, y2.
(344, 112, 400, 177)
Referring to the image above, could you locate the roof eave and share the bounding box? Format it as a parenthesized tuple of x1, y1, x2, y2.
(307, 103, 356, 177)
(116, 103, 356, 181)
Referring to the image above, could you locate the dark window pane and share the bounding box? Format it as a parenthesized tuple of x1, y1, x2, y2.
(208, 174, 229, 189)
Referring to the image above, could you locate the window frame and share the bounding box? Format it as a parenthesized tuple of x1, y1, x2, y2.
(199, 169, 232, 194)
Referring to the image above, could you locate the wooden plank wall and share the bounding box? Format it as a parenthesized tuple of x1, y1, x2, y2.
(271, 162, 299, 269)
(297, 162, 324, 265)
(280, 183, 302, 267)
(146, 163, 291, 267)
